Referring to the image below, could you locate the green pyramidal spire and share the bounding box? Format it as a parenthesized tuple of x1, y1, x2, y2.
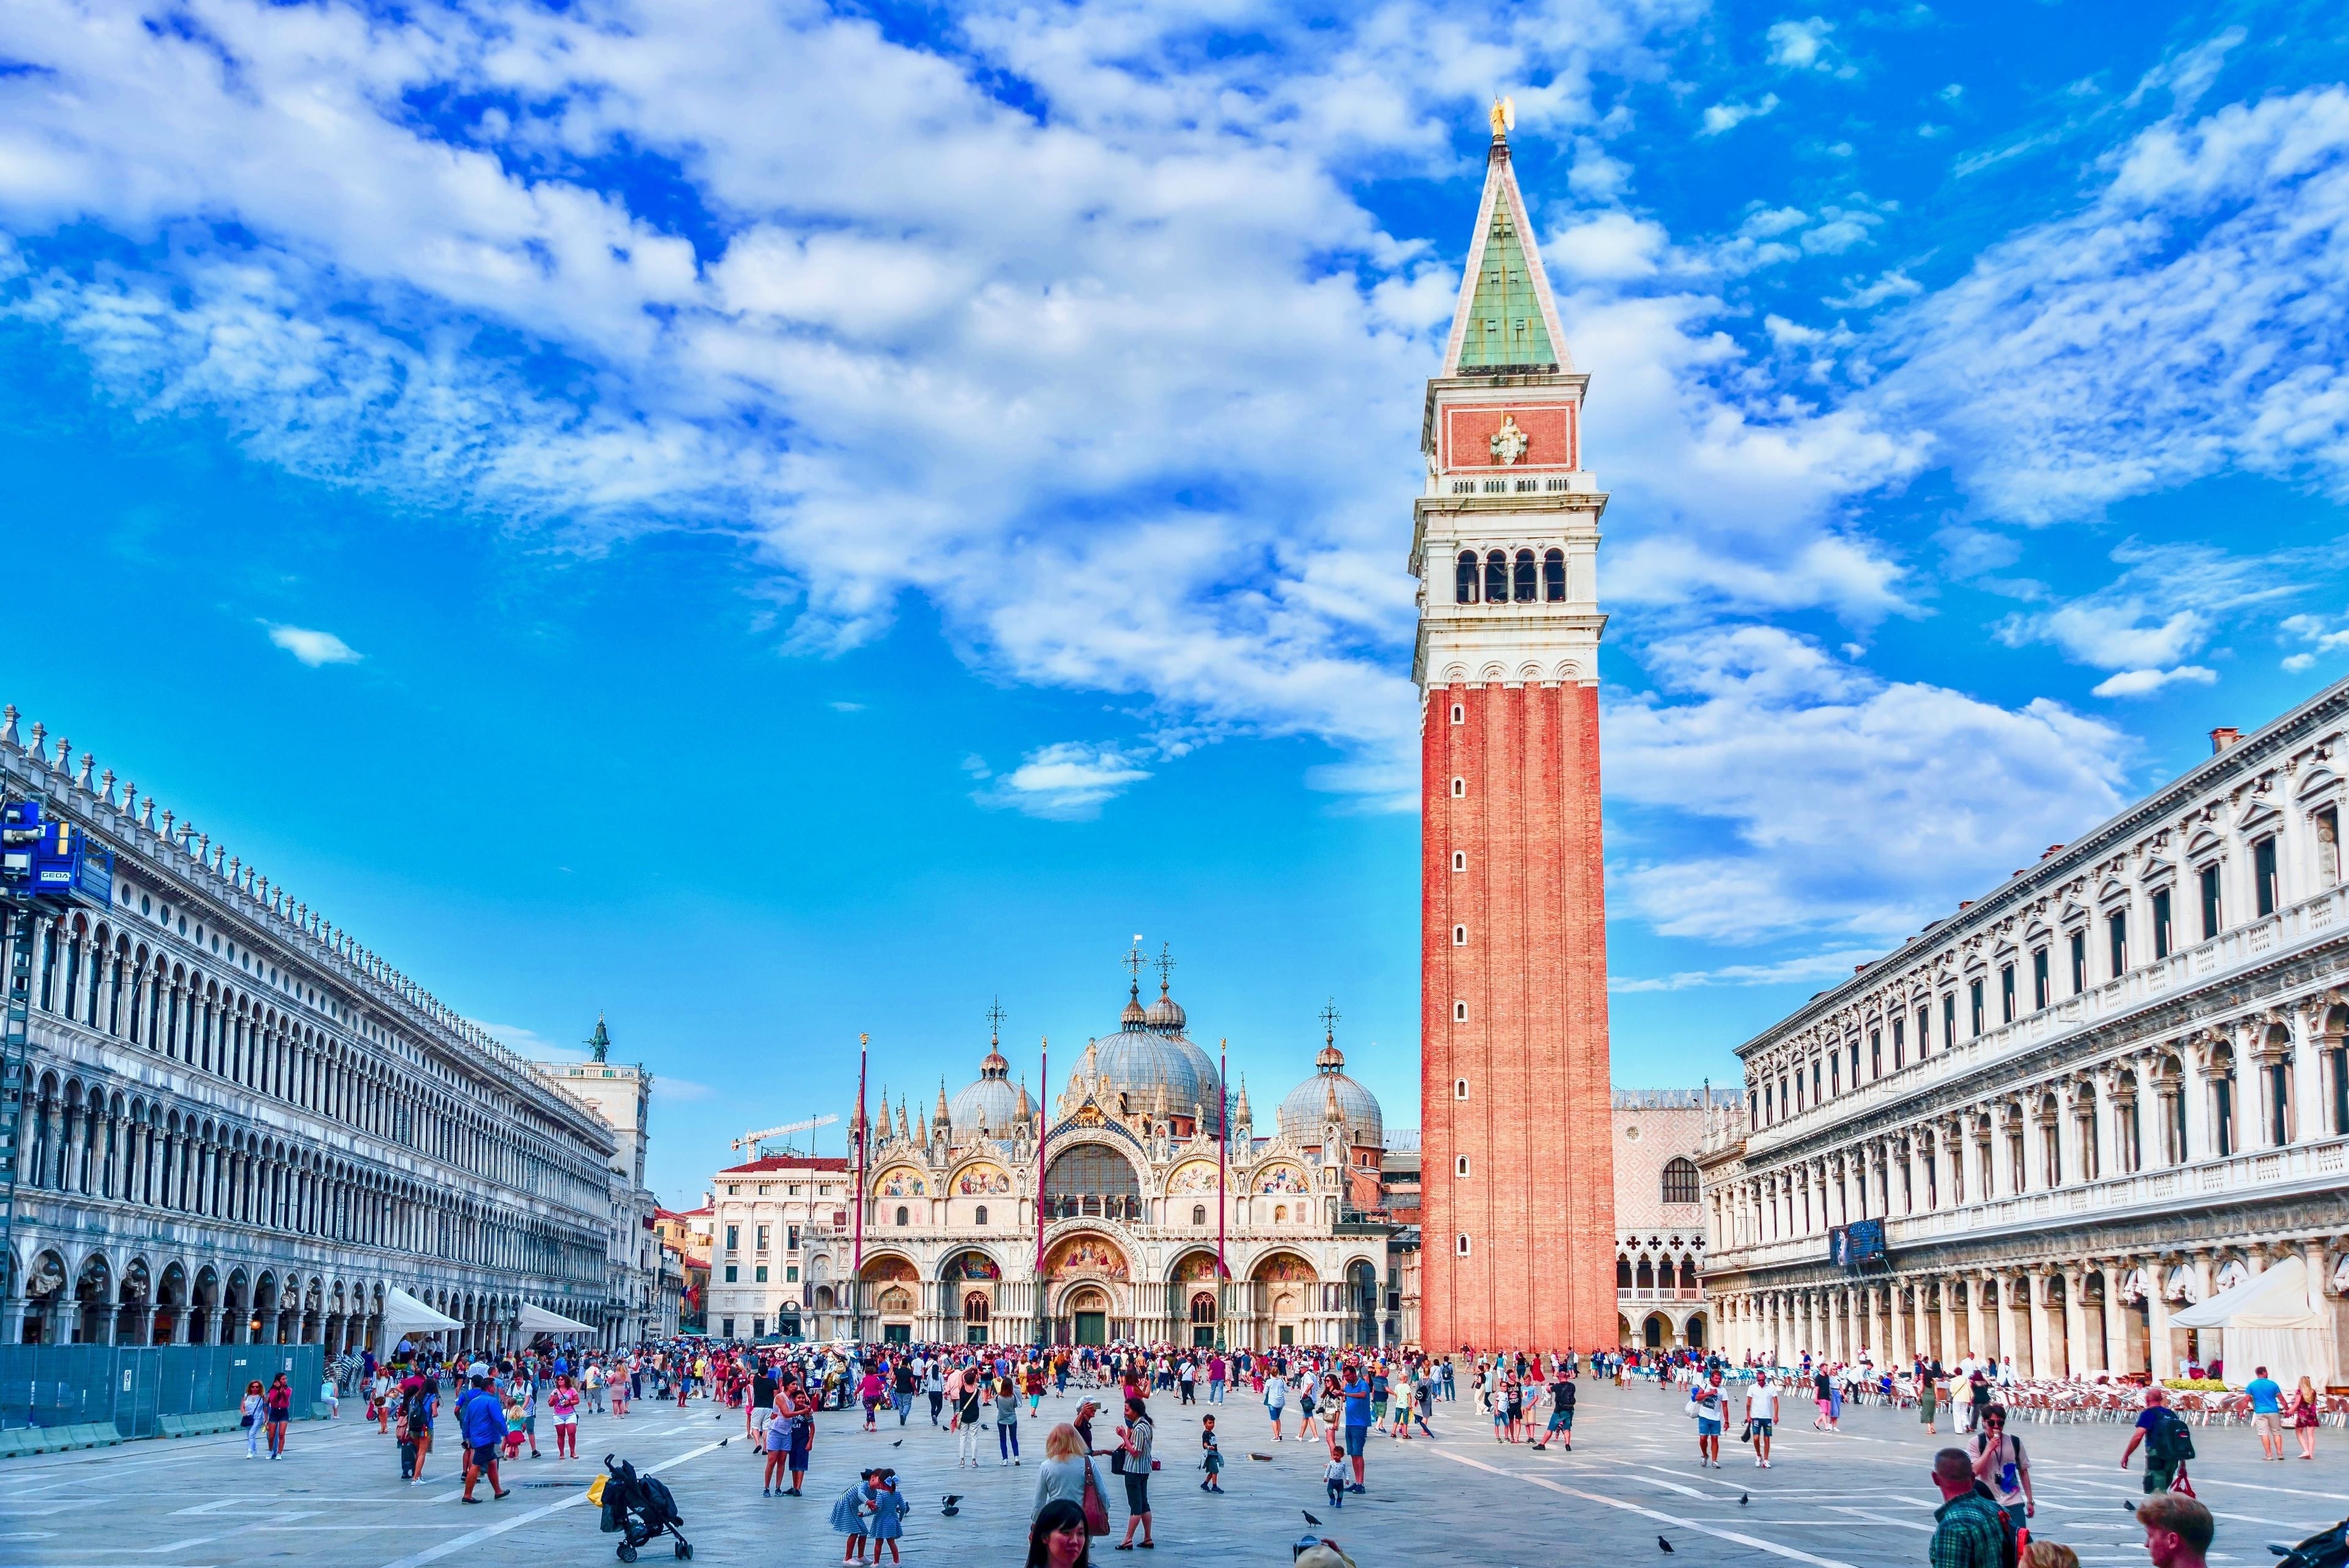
(1457, 191, 1557, 371)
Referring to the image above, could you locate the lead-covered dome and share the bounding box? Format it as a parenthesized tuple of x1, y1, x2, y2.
(950, 1039, 1021, 1137)
(1277, 1038, 1383, 1147)
(1071, 970, 1222, 1129)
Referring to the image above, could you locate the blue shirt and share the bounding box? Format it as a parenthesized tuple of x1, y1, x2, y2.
(1341, 1379, 1372, 1427)
(2247, 1377, 2284, 1414)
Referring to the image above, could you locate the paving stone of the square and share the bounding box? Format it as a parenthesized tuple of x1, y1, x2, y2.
(0, 1381, 2338, 1568)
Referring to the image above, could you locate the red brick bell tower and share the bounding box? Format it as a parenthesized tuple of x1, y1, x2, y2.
(1416, 105, 1615, 1355)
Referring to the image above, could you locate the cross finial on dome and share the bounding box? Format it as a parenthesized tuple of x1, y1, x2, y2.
(1156, 943, 1176, 992)
(1319, 998, 1340, 1046)
(986, 995, 1006, 1047)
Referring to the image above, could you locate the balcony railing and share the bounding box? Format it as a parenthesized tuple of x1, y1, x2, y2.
(1712, 1132, 2349, 1272)
(1743, 886, 2347, 1156)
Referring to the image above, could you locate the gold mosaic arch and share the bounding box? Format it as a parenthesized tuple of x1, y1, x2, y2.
(874, 1167, 927, 1197)
(953, 1162, 1014, 1196)
(1044, 1233, 1129, 1280)
(1253, 1162, 1308, 1195)
(1167, 1161, 1219, 1194)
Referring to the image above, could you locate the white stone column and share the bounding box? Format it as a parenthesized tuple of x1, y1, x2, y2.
(2026, 1273, 2052, 1379)
(1890, 1282, 1910, 1367)
(2146, 1260, 2175, 1380)
(2101, 1259, 2130, 1377)
(2063, 1266, 2090, 1378)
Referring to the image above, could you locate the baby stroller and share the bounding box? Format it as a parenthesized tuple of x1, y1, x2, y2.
(2270, 1519, 2349, 1568)
(596, 1454, 692, 1561)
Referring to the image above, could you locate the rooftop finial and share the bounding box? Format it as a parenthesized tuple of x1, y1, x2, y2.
(587, 1011, 611, 1063)
(1, 706, 16, 748)
(986, 995, 1006, 1049)
(1490, 94, 1515, 140)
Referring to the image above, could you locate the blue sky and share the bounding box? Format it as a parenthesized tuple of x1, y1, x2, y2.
(4, 0, 2348, 1206)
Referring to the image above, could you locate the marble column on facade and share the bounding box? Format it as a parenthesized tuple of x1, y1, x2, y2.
(2000, 1274, 2028, 1377)
(2026, 1272, 2054, 1380)
(2146, 1258, 2175, 1378)
(1890, 1281, 1910, 1367)
(2102, 1258, 2132, 1378)
(2062, 1266, 2090, 1378)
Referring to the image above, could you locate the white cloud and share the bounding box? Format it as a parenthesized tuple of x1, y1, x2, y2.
(1765, 18, 1833, 70)
(1826, 269, 1923, 309)
(1993, 540, 2304, 677)
(1546, 211, 1671, 281)
(1873, 82, 2349, 521)
(265, 624, 363, 667)
(1611, 946, 1887, 992)
(974, 741, 1154, 820)
(2091, 665, 2217, 698)
(1605, 626, 2131, 941)
(1701, 94, 1780, 136)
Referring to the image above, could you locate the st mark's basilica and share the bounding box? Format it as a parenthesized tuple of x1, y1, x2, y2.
(706, 952, 1404, 1349)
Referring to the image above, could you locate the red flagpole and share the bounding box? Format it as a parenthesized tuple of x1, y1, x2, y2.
(1217, 1038, 1230, 1282)
(852, 1032, 868, 1337)
(1035, 1034, 1049, 1344)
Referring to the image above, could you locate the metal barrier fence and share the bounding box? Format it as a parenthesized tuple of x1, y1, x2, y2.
(0, 1344, 323, 1437)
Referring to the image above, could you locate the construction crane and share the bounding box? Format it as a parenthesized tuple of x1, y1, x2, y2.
(731, 1113, 839, 1160)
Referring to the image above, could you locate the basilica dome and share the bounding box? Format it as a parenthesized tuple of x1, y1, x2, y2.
(1070, 973, 1223, 1129)
(949, 1041, 1023, 1137)
(1277, 1036, 1383, 1147)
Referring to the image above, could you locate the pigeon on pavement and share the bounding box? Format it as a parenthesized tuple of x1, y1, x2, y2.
(1658, 1539, 1675, 1554)
(1304, 1510, 1323, 1526)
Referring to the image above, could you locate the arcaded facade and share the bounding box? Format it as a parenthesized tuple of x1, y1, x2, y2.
(1702, 684, 2349, 1386)
(1, 708, 631, 1351)
(707, 964, 1403, 1349)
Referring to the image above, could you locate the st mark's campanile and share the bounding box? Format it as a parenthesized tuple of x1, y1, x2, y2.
(1416, 104, 1615, 1354)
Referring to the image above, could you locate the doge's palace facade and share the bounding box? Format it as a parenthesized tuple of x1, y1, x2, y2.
(1702, 682, 2349, 1383)
(0, 708, 625, 1351)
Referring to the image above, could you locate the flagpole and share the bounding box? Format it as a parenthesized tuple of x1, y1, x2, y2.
(852, 1031, 868, 1341)
(1217, 1036, 1230, 1353)
(1034, 1033, 1050, 1347)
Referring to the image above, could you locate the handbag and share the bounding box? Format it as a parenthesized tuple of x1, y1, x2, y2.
(1108, 1444, 1127, 1474)
(1079, 1460, 1110, 1537)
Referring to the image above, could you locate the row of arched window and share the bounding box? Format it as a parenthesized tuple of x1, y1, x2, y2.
(22, 913, 606, 1209)
(18, 1071, 606, 1284)
(1455, 548, 1566, 604)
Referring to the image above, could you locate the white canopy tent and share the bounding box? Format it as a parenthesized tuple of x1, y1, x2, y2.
(380, 1286, 463, 1350)
(518, 1301, 598, 1337)
(2169, 1255, 2335, 1390)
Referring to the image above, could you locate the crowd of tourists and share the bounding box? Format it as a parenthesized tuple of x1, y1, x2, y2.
(248, 1333, 2274, 1568)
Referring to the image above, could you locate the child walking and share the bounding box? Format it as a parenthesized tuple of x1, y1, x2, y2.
(1322, 1449, 1348, 1509)
(1200, 1413, 1224, 1492)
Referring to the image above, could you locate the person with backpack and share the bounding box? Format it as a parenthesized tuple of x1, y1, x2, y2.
(2120, 1388, 2194, 1495)
(1969, 1405, 2033, 1536)
(458, 1373, 510, 1503)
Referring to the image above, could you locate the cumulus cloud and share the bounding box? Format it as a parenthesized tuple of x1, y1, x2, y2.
(2091, 665, 2217, 698)
(1992, 540, 2307, 688)
(973, 742, 1154, 820)
(1605, 626, 2131, 942)
(265, 624, 363, 667)
(1765, 17, 1835, 70)
(1701, 95, 1781, 136)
